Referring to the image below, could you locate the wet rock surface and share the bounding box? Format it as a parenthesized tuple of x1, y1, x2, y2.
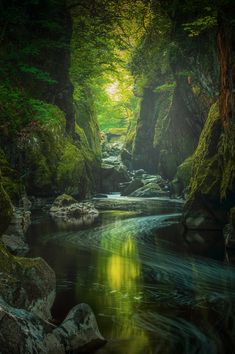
(0, 299, 106, 354)
(50, 194, 99, 224)
(1, 195, 32, 256)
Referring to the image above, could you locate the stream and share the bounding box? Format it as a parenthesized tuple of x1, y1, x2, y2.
(26, 196, 235, 354)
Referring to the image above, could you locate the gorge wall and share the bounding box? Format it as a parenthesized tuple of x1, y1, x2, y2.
(0, 0, 101, 201)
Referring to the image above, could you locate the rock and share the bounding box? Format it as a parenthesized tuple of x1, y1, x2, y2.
(5, 208, 31, 238)
(141, 174, 164, 186)
(100, 163, 130, 193)
(224, 224, 235, 249)
(0, 175, 13, 235)
(120, 148, 132, 169)
(0, 299, 106, 354)
(0, 243, 56, 320)
(130, 183, 170, 198)
(52, 194, 77, 208)
(184, 202, 226, 230)
(172, 156, 193, 196)
(50, 194, 99, 223)
(223, 207, 235, 249)
(53, 303, 106, 353)
(2, 194, 32, 256)
(93, 194, 108, 198)
(133, 169, 146, 177)
(121, 178, 144, 196)
(102, 155, 121, 166)
(1, 234, 29, 256)
(0, 297, 57, 354)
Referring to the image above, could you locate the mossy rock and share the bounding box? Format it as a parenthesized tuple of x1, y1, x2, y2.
(0, 175, 13, 235)
(188, 102, 222, 200)
(173, 155, 194, 195)
(0, 148, 22, 201)
(130, 182, 168, 198)
(0, 242, 56, 318)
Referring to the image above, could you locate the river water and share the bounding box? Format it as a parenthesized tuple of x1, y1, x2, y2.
(27, 197, 235, 354)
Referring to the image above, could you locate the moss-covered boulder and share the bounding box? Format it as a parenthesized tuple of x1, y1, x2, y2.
(130, 182, 169, 198)
(0, 242, 56, 320)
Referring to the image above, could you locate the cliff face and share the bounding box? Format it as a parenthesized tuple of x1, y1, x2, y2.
(0, 0, 101, 199)
(184, 5, 235, 229)
(130, 31, 218, 179)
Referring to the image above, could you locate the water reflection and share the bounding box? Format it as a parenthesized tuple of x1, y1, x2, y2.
(96, 224, 151, 353)
(27, 207, 235, 354)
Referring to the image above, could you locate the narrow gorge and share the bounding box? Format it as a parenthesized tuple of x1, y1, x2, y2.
(0, 1, 235, 353)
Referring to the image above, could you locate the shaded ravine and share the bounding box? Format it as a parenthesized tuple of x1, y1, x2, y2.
(27, 198, 235, 354)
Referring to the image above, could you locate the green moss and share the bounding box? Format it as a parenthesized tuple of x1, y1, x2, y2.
(125, 128, 135, 152)
(176, 155, 194, 188)
(56, 138, 99, 197)
(0, 175, 13, 235)
(0, 148, 22, 200)
(188, 102, 223, 200)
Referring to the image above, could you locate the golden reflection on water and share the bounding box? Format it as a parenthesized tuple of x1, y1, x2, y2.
(96, 229, 151, 353)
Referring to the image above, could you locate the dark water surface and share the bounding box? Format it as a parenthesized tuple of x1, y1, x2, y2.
(27, 197, 235, 354)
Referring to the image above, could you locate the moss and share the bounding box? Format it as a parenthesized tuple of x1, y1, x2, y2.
(0, 242, 15, 273)
(75, 95, 101, 157)
(189, 102, 221, 199)
(0, 148, 22, 201)
(176, 155, 194, 189)
(0, 175, 13, 235)
(56, 138, 99, 197)
(125, 128, 136, 152)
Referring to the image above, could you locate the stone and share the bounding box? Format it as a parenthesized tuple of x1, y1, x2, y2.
(133, 169, 146, 177)
(0, 299, 106, 354)
(130, 183, 169, 198)
(121, 178, 144, 196)
(100, 163, 130, 193)
(53, 303, 106, 353)
(184, 204, 225, 231)
(1, 234, 29, 256)
(0, 243, 56, 321)
(50, 195, 99, 224)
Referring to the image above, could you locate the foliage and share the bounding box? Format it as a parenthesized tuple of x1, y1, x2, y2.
(0, 84, 64, 136)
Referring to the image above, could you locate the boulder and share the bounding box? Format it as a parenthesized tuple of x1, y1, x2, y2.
(0, 243, 56, 320)
(184, 200, 226, 231)
(50, 195, 99, 224)
(0, 299, 106, 354)
(133, 169, 146, 177)
(53, 303, 106, 353)
(130, 183, 169, 198)
(121, 178, 144, 196)
(2, 194, 32, 255)
(1, 233, 29, 256)
(141, 174, 164, 186)
(100, 163, 130, 193)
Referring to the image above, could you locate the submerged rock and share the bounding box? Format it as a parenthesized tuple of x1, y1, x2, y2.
(50, 194, 99, 223)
